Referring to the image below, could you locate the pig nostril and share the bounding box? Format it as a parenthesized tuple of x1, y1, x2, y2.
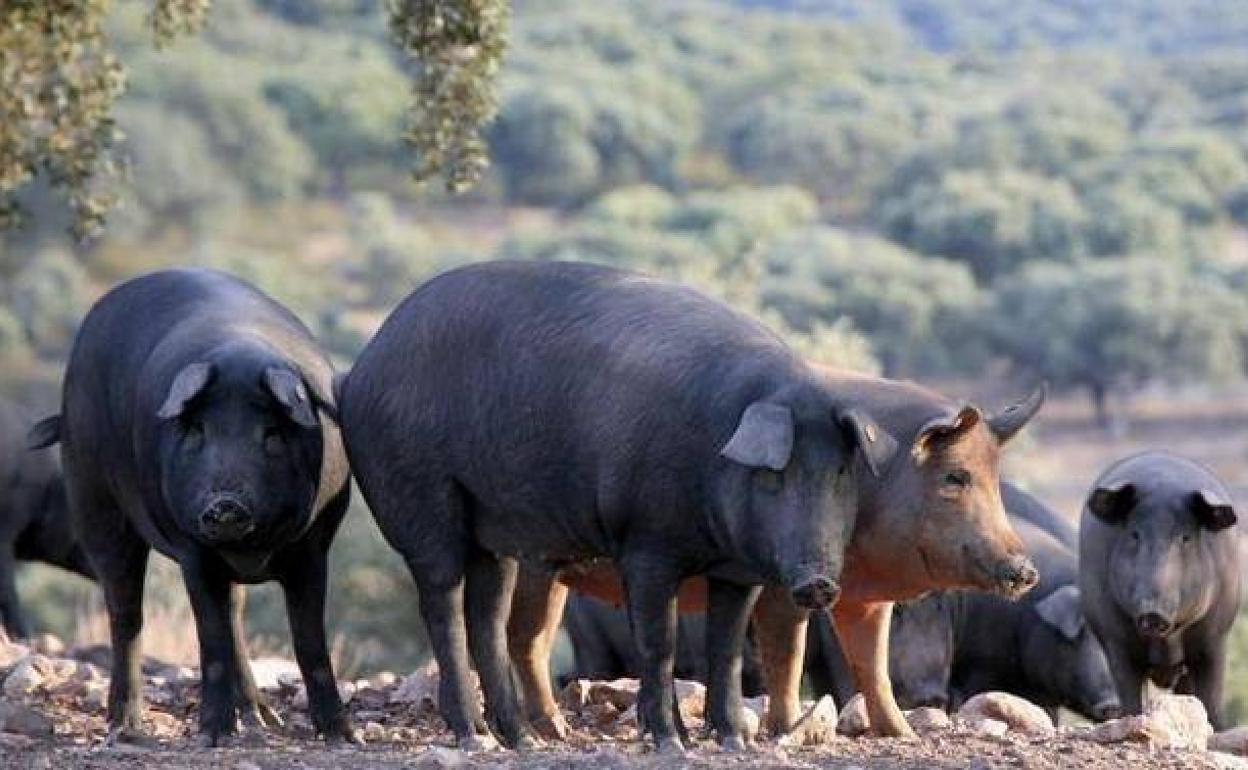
(790, 577, 840, 610)
(1135, 612, 1172, 638)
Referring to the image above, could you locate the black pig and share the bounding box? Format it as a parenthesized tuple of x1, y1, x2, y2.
(1079, 452, 1241, 728)
(30, 269, 354, 745)
(340, 261, 895, 752)
(0, 398, 93, 638)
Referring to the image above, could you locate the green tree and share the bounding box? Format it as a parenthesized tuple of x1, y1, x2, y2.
(987, 257, 1248, 426)
(759, 226, 984, 376)
(0, 0, 508, 235)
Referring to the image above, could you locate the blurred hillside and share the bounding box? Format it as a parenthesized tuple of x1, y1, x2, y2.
(2, 0, 1248, 711)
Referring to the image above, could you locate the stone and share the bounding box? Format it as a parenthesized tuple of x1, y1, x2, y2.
(1088, 694, 1211, 751)
(906, 706, 952, 733)
(674, 679, 705, 720)
(2, 656, 49, 697)
(0, 640, 29, 670)
(413, 746, 468, 767)
(371, 671, 397, 688)
(0, 700, 53, 736)
(958, 691, 1055, 736)
(561, 679, 591, 712)
(29, 635, 64, 657)
(743, 695, 768, 741)
(781, 694, 838, 746)
(587, 679, 639, 711)
(249, 657, 302, 690)
(836, 693, 870, 738)
(75, 662, 103, 682)
(361, 721, 387, 742)
(390, 662, 440, 707)
(967, 717, 1009, 738)
(1211, 726, 1248, 756)
(83, 681, 109, 712)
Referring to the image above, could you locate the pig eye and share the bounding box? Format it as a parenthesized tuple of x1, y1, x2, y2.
(262, 427, 286, 456)
(755, 469, 783, 492)
(943, 470, 971, 488)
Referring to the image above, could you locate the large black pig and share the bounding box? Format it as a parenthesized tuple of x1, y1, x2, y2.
(0, 398, 94, 638)
(29, 269, 354, 745)
(339, 261, 897, 752)
(1079, 451, 1241, 728)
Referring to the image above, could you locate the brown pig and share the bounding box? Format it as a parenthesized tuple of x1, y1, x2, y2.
(508, 370, 1044, 740)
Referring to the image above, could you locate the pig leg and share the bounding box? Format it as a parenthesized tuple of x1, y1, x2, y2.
(230, 584, 282, 731)
(1102, 640, 1145, 715)
(506, 566, 569, 740)
(0, 545, 31, 640)
(1188, 643, 1228, 730)
(182, 559, 242, 746)
(704, 577, 761, 749)
(621, 555, 683, 753)
(752, 584, 809, 735)
(75, 505, 149, 744)
(831, 600, 913, 738)
(281, 551, 354, 742)
(464, 550, 533, 749)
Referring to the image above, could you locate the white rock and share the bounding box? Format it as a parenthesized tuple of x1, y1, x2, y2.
(413, 746, 467, 768)
(248, 657, 303, 690)
(781, 694, 838, 746)
(0, 641, 29, 670)
(906, 706, 952, 733)
(361, 720, 387, 742)
(1088, 694, 1211, 750)
(2, 657, 47, 697)
(958, 691, 1055, 736)
(371, 670, 397, 688)
(29, 635, 64, 657)
(83, 681, 109, 712)
(835, 693, 869, 738)
(967, 717, 1009, 738)
(390, 662, 440, 706)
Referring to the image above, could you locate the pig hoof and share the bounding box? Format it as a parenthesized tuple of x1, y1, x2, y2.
(515, 734, 542, 752)
(459, 733, 499, 752)
(655, 736, 686, 755)
(196, 731, 233, 749)
(531, 713, 569, 741)
(103, 723, 147, 747)
(719, 735, 747, 752)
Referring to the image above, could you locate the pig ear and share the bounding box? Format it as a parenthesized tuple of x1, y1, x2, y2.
(263, 367, 321, 429)
(26, 415, 62, 450)
(721, 402, 793, 471)
(1034, 585, 1084, 642)
(157, 362, 215, 420)
(839, 408, 897, 477)
(1087, 481, 1136, 524)
(987, 383, 1046, 445)
(1190, 489, 1237, 532)
(911, 405, 981, 462)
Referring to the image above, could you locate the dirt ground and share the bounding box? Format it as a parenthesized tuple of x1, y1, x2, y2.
(0, 685, 1242, 770)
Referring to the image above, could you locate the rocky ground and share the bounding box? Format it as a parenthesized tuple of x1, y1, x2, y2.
(2, 634, 1248, 769)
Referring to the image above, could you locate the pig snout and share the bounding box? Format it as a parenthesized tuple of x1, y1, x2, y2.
(790, 575, 841, 610)
(991, 552, 1038, 599)
(1135, 611, 1173, 639)
(198, 495, 255, 543)
(1090, 699, 1122, 722)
